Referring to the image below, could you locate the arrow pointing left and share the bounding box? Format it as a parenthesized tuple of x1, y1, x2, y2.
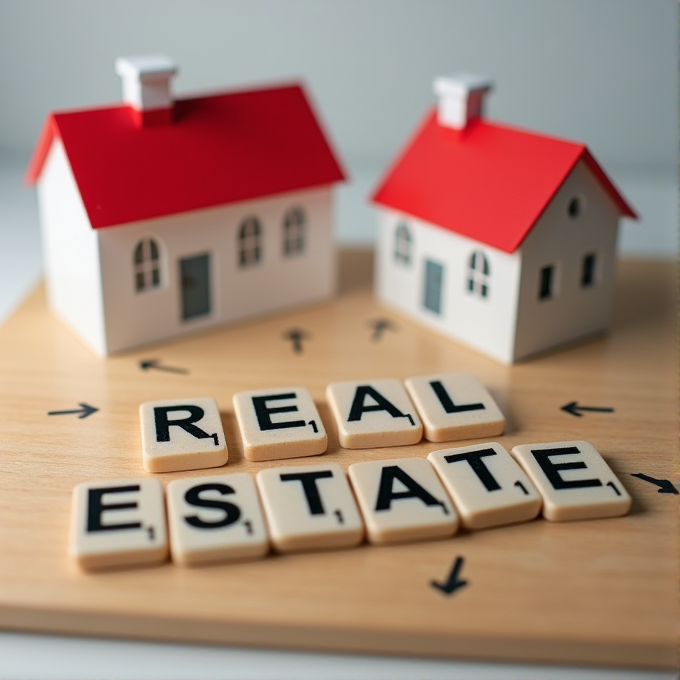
(48, 403, 99, 419)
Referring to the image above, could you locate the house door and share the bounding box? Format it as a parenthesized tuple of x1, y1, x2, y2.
(179, 253, 211, 321)
(423, 259, 444, 315)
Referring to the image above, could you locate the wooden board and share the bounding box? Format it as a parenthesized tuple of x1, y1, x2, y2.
(0, 249, 676, 669)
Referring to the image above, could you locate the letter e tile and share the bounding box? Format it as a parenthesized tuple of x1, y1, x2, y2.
(256, 464, 363, 552)
(69, 478, 168, 570)
(511, 440, 631, 521)
(348, 457, 458, 544)
(140, 397, 228, 473)
(166, 473, 269, 566)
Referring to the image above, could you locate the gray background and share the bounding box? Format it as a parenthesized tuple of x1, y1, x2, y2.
(0, 1, 676, 678)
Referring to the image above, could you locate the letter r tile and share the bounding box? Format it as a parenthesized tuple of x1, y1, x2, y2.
(140, 397, 228, 473)
(69, 477, 168, 570)
(233, 387, 327, 462)
(511, 440, 631, 521)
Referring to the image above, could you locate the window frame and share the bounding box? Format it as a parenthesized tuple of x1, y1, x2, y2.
(283, 207, 305, 256)
(238, 216, 263, 267)
(133, 237, 162, 293)
(394, 222, 413, 265)
(467, 249, 490, 298)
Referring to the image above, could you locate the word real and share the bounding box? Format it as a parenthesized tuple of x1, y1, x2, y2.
(139, 373, 507, 473)
(70, 440, 631, 570)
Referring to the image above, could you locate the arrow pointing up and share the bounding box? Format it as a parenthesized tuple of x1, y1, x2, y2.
(431, 556, 468, 596)
(561, 401, 614, 417)
(631, 473, 678, 495)
(48, 403, 98, 419)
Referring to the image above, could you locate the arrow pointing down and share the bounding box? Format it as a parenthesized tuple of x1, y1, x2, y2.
(431, 556, 468, 596)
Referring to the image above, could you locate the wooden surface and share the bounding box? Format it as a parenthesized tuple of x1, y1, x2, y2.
(0, 249, 676, 669)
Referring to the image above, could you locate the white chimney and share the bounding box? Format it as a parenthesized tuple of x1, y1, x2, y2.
(115, 55, 178, 127)
(433, 74, 493, 130)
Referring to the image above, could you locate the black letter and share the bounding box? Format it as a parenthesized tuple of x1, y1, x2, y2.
(183, 483, 241, 529)
(347, 385, 405, 422)
(444, 448, 501, 491)
(154, 405, 210, 442)
(430, 380, 484, 414)
(252, 393, 306, 431)
(531, 446, 603, 490)
(375, 466, 443, 511)
(280, 470, 333, 515)
(87, 485, 142, 533)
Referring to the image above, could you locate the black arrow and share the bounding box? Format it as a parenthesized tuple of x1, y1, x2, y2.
(631, 473, 678, 495)
(48, 403, 98, 419)
(369, 318, 397, 342)
(561, 401, 614, 418)
(431, 556, 468, 596)
(283, 328, 309, 354)
(139, 359, 189, 374)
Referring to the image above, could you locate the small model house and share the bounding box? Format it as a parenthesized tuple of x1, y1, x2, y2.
(27, 56, 345, 356)
(372, 75, 636, 364)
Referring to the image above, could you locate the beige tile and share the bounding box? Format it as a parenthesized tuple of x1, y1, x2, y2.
(233, 387, 327, 462)
(348, 457, 458, 544)
(140, 397, 228, 473)
(428, 442, 541, 529)
(69, 478, 168, 570)
(511, 440, 631, 522)
(325, 379, 423, 449)
(405, 372, 505, 443)
(166, 473, 269, 566)
(256, 463, 363, 552)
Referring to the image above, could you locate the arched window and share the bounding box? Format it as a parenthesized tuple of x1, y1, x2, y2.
(394, 223, 412, 265)
(134, 238, 161, 292)
(467, 250, 490, 298)
(238, 217, 262, 267)
(283, 207, 305, 256)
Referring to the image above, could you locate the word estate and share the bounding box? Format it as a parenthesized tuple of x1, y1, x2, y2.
(69, 374, 631, 571)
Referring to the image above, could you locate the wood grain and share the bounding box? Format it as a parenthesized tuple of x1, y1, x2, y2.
(0, 249, 676, 669)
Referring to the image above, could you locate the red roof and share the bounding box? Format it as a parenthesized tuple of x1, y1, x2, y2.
(27, 83, 345, 228)
(371, 109, 636, 254)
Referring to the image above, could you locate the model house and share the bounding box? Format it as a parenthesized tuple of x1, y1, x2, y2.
(26, 56, 345, 356)
(371, 74, 636, 364)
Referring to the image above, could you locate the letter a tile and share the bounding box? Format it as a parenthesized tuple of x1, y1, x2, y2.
(233, 387, 327, 462)
(69, 478, 168, 570)
(326, 379, 422, 449)
(428, 442, 541, 529)
(256, 464, 363, 552)
(140, 397, 227, 473)
(511, 440, 631, 521)
(348, 457, 458, 544)
(167, 473, 269, 566)
(405, 372, 505, 442)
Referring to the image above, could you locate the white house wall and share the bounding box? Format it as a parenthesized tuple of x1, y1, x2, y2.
(37, 140, 107, 355)
(98, 186, 335, 354)
(513, 159, 621, 361)
(375, 211, 521, 364)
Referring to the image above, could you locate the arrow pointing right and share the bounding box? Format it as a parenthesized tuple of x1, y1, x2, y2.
(631, 473, 678, 495)
(47, 403, 99, 419)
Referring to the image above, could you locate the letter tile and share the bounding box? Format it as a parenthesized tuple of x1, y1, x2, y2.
(348, 457, 458, 544)
(256, 464, 363, 552)
(325, 379, 423, 449)
(69, 478, 168, 570)
(405, 372, 505, 442)
(140, 397, 227, 473)
(233, 387, 327, 462)
(166, 473, 269, 566)
(428, 442, 541, 529)
(511, 440, 631, 521)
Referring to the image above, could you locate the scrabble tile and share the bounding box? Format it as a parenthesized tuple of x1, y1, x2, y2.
(428, 442, 541, 529)
(256, 463, 363, 552)
(511, 440, 631, 522)
(69, 478, 168, 570)
(140, 397, 227, 473)
(233, 387, 327, 462)
(325, 379, 423, 449)
(166, 473, 269, 566)
(405, 372, 505, 443)
(348, 457, 458, 544)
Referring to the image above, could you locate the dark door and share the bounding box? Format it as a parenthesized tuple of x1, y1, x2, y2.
(180, 253, 211, 321)
(423, 259, 444, 315)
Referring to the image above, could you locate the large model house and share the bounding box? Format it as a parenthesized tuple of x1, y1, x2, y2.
(27, 56, 345, 356)
(372, 75, 636, 364)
